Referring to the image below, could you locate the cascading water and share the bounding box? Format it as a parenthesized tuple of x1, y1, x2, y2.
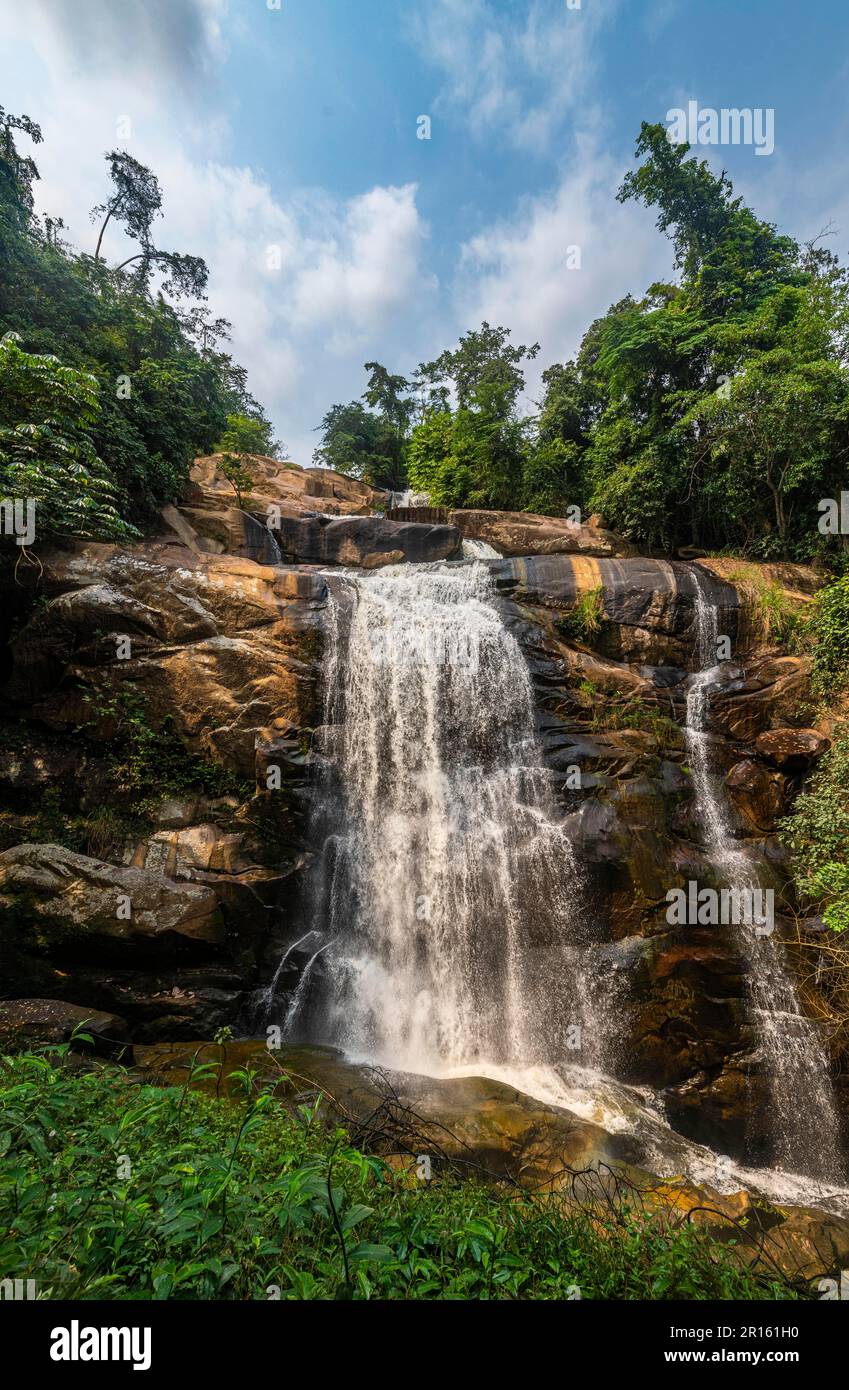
(290, 560, 614, 1075)
(261, 553, 848, 1209)
(685, 571, 841, 1178)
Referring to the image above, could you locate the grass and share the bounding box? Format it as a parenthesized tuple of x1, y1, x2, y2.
(571, 680, 681, 748)
(726, 563, 804, 646)
(0, 1047, 804, 1302)
(562, 585, 607, 643)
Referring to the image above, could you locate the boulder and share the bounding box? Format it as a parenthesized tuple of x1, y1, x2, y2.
(754, 727, 830, 771)
(0, 997, 130, 1054)
(270, 514, 461, 567)
(726, 759, 789, 832)
(0, 843, 223, 949)
(449, 509, 636, 558)
(187, 453, 386, 520)
(711, 657, 812, 743)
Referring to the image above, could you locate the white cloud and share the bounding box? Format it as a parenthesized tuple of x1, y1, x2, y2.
(0, 0, 431, 463)
(454, 139, 674, 408)
(289, 185, 431, 338)
(15, 0, 230, 84)
(407, 0, 614, 153)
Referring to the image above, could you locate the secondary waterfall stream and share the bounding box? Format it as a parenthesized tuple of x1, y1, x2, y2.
(685, 572, 841, 1179)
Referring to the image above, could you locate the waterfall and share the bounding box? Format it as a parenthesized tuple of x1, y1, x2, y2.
(461, 538, 502, 560)
(685, 571, 841, 1178)
(293, 560, 611, 1075)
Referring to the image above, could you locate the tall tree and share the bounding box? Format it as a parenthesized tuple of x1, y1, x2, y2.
(91, 151, 208, 300)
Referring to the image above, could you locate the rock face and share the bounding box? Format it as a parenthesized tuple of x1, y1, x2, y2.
(754, 727, 830, 771)
(188, 453, 385, 520)
(0, 843, 223, 945)
(492, 554, 739, 666)
(450, 509, 637, 558)
(0, 466, 841, 1188)
(170, 454, 391, 563)
(0, 997, 130, 1054)
(0, 535, 325, 1038)
(3, 540, 325, 776)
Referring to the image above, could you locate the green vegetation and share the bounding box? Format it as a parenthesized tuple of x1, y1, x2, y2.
(570, 679, 680, 747)
(0, 107, 275, 536)
(92, 691, 252, 812)
(561, 585, 607, 643)
(781, 725, 849, 934)
(0, 692, 252, 855)
(806, 575, 849, 701)
(0, 338, 133, 541)
(726, 564, 804, 646)
(214, 411, 281, 506)
(0, 1048, 801, 1301)
(316, 125, 849, 562)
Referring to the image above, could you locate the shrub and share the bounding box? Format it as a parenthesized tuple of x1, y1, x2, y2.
(0, 1050, 802, 1302)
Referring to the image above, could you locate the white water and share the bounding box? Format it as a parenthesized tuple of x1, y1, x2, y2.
(685, 574, 841, 1179)
(265, 556, 847, 1211)
(298, 561, 616, 1073)
(461, 537, 502, 560)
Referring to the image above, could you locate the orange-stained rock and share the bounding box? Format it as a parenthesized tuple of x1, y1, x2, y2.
(726, 759, 789, 832)
(754, 727, 830, 771)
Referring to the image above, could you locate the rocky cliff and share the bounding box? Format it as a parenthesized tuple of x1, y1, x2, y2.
(0, 454, 843, 1241)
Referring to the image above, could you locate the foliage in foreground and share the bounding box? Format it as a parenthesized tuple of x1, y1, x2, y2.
(0, 1049, 801, 1301)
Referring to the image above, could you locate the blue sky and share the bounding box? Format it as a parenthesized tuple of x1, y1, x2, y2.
(2, 0, 849, 461)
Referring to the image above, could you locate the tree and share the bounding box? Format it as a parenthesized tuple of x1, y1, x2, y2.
(215, 412, 280, 460)
(362, 361, 415, 440)
(312, 400, 405, 489)
(522, 362, 590, 516)
(0, 106, 42, 219)
(618, 122, 801, 316)
(416, 322, 539, 413)
(214, 412, 282, 508)
(91, 151, 208, 300)
(0, 109, 272, 534)
(407, 382, 527, 510)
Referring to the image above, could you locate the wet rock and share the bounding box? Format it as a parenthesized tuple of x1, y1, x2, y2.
(726, 759, 789, 832)
(271, 514, 461, 567)
(712, 657, 811, 742)
(495, 556, 738, 667)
